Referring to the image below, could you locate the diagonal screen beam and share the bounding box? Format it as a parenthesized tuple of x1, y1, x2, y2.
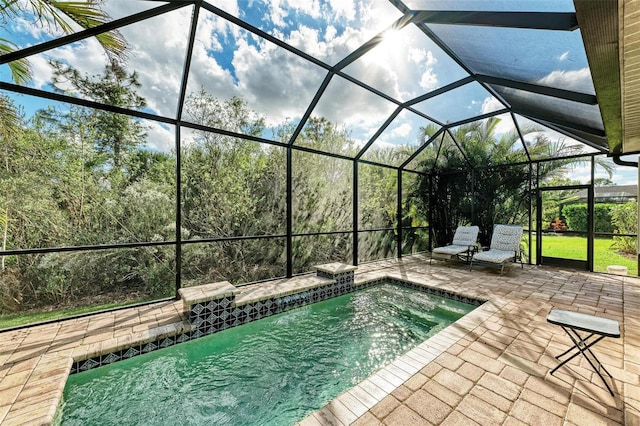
(410, 11, 578, 31)
(477, 75, 597, 105)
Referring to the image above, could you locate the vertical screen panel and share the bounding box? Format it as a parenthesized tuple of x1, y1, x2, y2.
(292, 234, 352, 275)
(0, 246, 175, 328)
(181, 239, 286, 286)
(358, 164, 397, 230)
(292, 151, 353, 234)
(181, 128, 286, 239)
(1, 94, 177, 250)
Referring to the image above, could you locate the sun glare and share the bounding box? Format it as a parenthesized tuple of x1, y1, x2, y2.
(365, 28, 405, 66)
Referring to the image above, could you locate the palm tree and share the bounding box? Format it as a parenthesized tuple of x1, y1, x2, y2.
(1, 0, 126, 84)
(412, 116, 612, 246)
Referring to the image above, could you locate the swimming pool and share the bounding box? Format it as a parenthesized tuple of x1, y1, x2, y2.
(60, 284, 476, 425)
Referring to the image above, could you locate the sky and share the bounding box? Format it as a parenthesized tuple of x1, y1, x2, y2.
(0, 0, 637, 185)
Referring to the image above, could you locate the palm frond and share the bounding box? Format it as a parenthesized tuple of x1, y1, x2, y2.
(45, 1, 127, 62)
(0, 38, 32, 83)
(0, 95, 21, 141)
(1, 0, 127, 71)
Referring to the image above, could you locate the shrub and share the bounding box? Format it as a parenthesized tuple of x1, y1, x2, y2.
(562, 203, 615, 233)
(610, 201, 637, 255)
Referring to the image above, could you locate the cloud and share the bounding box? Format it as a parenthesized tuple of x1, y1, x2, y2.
(229, 36, 327, 127)
(408, 47, 426, 63)
(481, 97, 504, 114)
(327, 0, 355, 21)
(537, 67, 593, 93)
(324, 25, 337, 41)
(426, 51, 437, 67)
(7, 0, 454, 152)
(477, 98, 514, 136)
(29, 38, 110, 92)
(269, 0, 288, 27)
(419, 68, 438, 91)
(145, 121, 174, 152)
(13, 16, 61, 40)
(558, 51, 569, 61)
(311, 75, 396, 141)
(390, 122, 412, 138)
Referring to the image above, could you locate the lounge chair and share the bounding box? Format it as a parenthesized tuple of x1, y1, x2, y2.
(430, 225, 479, 265)
(470, 224, 523, 274)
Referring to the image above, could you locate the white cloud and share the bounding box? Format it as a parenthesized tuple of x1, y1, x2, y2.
(226, 33, 326, 127)
(408, 47, 426, 63)
(409, 47, 438, 92)
(357, 0, 403, 38)
(425, 51, 437, 67)
(327, 0, 356, 21)
(537, 67, 593, 94)
(310, 75, 396, 141)
(477, 98, 514, 137)
(481, 97, 505, 114)
(324, 25, 337, 42)
(558, 51, 569, 61)
(269, 0, 288, 27)
(145, 121, 174, 152)
(409, 48, 437, 67)
(13, 17, 60, 40)
(419, 68, 438, 91)
(29, 37, 109, 92)
(282, 0, 322, 19)
(8, 0, 443, 152)
(284, 25, 331, 59)
(390, 122, 412, 138)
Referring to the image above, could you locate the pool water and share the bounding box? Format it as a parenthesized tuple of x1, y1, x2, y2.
(60, 284, 476, 426)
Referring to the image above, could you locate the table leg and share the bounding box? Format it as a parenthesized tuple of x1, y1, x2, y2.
(550, 327, 615, 396)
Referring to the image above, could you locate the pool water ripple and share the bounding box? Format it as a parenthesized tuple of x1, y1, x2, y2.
(61, 284, 475, 426)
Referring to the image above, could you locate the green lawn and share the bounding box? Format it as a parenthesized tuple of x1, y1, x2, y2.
(0, 300, 145, 330)
(525, 235, 638, 276)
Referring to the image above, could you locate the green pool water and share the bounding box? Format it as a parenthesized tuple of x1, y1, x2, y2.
(60, 284, 476, 426)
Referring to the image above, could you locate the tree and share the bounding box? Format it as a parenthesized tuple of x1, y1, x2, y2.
(49, 61, 147, 171)
(411, 117, 612, 247)
(181, 91, 286, 284)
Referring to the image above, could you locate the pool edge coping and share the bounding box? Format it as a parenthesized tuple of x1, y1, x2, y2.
(297, 297, 506, 425)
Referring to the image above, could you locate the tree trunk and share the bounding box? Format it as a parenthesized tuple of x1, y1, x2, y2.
(1, 208, 8, 270)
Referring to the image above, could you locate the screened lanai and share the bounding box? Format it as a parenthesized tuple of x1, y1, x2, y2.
(0, 0, 637, 326)
(3, 2, 640, 426)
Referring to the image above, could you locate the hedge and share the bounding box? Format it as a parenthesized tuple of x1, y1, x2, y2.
(562, 203, 615, 233)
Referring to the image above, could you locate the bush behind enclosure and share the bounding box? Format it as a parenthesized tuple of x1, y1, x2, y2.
(1, 78, 402, 317)
(562, 203, 615, 233)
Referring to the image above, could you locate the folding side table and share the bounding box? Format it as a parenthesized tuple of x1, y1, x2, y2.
(546, 308, 620, 396)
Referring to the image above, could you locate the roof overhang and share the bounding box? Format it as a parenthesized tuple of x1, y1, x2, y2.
(575, 0, 640, 155)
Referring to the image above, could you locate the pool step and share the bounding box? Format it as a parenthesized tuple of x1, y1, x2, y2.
(179, 263, 357, 334)
(235, 275, 335, 305)
(178, 280, 240, 312)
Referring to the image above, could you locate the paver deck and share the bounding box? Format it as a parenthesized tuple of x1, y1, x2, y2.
(0, 254, 639, 425)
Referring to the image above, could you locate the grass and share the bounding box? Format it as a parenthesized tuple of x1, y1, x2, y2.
(0, 300, 143, 330)
(525, 235, 638, 276)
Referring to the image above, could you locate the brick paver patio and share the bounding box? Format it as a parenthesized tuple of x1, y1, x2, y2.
(0, 254, 638, 425)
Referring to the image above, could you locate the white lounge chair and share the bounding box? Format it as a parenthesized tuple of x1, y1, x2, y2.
(430, 225, 479, 265)
(470, 224, 523, 274)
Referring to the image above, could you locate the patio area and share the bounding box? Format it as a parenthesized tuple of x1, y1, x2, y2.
(0, 254, 638, 425)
